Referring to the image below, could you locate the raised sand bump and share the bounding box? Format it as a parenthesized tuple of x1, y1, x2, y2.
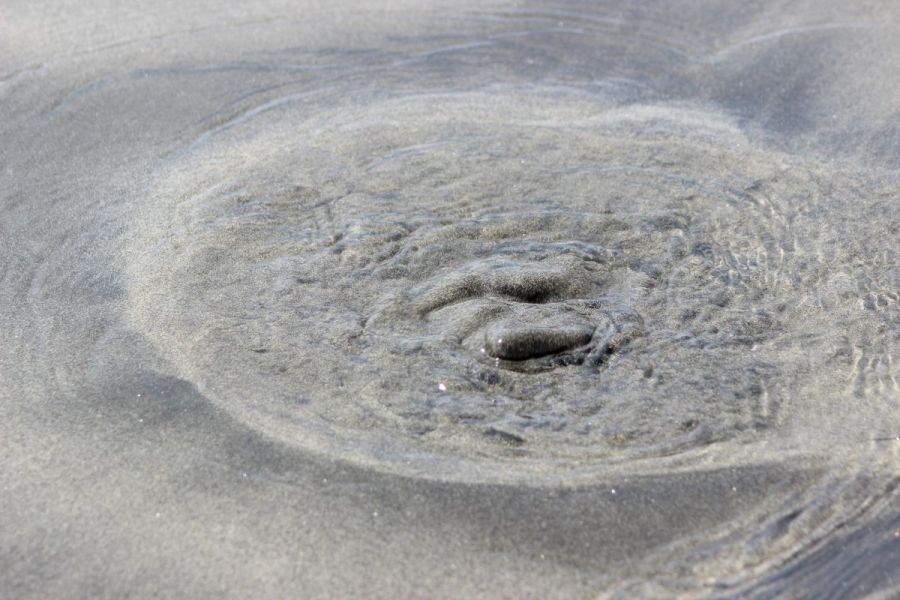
(483, 321, 596, 360)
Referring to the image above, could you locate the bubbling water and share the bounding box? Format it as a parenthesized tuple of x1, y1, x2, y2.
(125, 87, 888, 483)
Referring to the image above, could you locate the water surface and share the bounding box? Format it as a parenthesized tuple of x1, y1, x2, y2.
(1, 1, 898, 597)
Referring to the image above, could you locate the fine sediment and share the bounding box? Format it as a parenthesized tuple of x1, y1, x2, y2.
(2, 1, 898, 598)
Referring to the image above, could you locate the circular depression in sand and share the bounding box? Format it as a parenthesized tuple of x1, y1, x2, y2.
(125, 87, 881, 483)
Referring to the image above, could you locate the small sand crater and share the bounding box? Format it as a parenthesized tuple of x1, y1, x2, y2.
(124, 88, 878, 483)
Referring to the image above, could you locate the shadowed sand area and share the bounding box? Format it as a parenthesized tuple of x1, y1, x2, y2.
(1, 1, 898, 598)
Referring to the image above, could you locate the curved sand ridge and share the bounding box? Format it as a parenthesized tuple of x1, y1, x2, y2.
(125, 87, 895, 484)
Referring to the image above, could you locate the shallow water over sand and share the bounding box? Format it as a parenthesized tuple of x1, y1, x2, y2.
(2, 1, 899, 597)
(126, 89, 895, 487)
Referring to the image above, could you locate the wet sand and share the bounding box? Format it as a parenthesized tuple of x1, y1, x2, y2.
(1, 1, 899, 598)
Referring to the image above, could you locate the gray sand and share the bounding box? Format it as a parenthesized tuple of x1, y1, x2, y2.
(1, 1, 899, 598)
